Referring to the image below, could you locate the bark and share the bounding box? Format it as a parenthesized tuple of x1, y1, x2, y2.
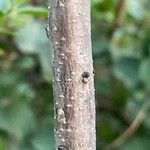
(48, 0, 96, 149)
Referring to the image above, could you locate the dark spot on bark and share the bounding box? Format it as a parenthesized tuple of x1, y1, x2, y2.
(58, 145, 68, 150)
(81, 71, 90, 78)
(81, 71, 90, 84)
(55, 107, 59, 117)
(93, 69, 95, 75)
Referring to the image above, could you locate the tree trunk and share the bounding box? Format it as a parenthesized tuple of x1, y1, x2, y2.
(48, 0, 96, 149)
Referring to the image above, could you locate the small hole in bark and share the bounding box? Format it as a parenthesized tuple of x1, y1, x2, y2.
(81, 71, 90, 84)
(58, 147, 63, 150)
(58, 145, 68, 150)
(81, 71, 90, 78)
(93, 69, 95, 75)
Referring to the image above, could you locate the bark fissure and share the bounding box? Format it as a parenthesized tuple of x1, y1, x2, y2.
(48, 0, 96, 149)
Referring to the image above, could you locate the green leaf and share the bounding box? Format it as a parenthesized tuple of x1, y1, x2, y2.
(0, 27, 15, 35)
(15, 18, 52, 81)
(19, 56, 35, 70)
(0, 0, 9, 12)
(32, 117, 54, 150)
(125, 99, 142, 121)
(119, 136, 150, 150)
(97, 113, 122, 142)
(95, 79, 111, 95)
(0, 11, 4, 17)
(110, 27, 138, 59)
(0, 48, 5, 56)
(0, 136, 6, 150)
(15, 83, 35, 100)
(0, 102, 36, 140)
(94, 0, 115, 12)
(139, 58, 150, 87)
(127, 0, 143, 19)
(113, 57, 139, 88)
(18, 6, 48, 16)
(15, 18, 46, 53)
(15, 0, 28, 6)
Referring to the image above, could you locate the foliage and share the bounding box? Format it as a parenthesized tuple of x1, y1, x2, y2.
(0, 0, 150, 150)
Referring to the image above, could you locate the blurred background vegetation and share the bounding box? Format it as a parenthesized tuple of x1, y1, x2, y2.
(0, 0, 149, 150)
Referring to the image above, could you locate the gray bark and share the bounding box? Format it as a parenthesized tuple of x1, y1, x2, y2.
(48, 0, 96, 149)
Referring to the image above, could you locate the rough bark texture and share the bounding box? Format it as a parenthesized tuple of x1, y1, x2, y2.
(48, 0, 96, 149)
